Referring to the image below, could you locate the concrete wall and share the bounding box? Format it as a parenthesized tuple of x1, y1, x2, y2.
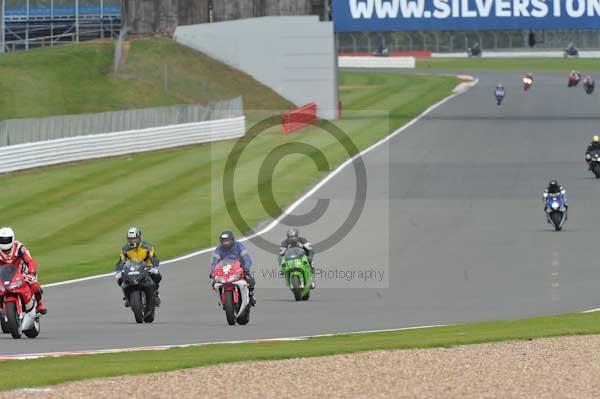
(174, 16, 338, 120)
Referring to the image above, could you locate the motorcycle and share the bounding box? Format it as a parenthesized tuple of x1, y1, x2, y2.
(212, 257, 250, 326)
(523, 77, 533, 91)
(119, 260, 157, 324)
(545, 193, 568, 231)
(495, 89, 505, 105)
(0, 263, 40, 339)
(280, 247, 314, 301)
(584, 81, 595, 95)
(564, 46, 579, 58)
(587, 151, 600, 178)
(568, 73, 581, 87)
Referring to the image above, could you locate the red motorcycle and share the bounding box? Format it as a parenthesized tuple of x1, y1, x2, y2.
(212, 257, 251, 326)
(523, 76, 534, 91)
(0, 263, 40, 339)
(568, 73, 581, 87)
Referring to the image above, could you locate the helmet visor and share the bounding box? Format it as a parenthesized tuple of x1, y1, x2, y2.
(127, 237, 140, 247)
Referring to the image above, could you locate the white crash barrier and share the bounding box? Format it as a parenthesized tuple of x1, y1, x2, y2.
(432, 51, 600, 59)
(0, 116, 246, 174)
(338, 56, 416, 68)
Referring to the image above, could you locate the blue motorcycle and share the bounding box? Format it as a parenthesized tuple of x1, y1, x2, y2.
(545, 194, 567, 231)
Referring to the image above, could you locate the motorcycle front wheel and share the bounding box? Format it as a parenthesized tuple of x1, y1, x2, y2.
(129, 290, 144, 323)
(5, 302, 21, 339)
(550, 212, 563, 231)
(224, 290, 236, 325)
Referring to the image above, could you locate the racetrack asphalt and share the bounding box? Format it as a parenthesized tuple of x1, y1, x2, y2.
(4, 71, 600, 355)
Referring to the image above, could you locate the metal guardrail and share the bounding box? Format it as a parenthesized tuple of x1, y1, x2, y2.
(0, 116, 246, 174)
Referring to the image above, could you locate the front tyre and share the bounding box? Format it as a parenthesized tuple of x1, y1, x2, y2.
(592, 164, 600, 178)
(550, 212, 563, 231)
(291, 276, 302, 301)
(129, 290, 144, 323)
(5, 302, 21, 339)
(224, 290, 236, 325)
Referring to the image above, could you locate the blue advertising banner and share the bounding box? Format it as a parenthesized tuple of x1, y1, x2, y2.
(332, 0, 600, 32)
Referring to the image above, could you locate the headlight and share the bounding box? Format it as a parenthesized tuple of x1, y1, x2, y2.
(551, 202, 560, 210)
(8, 279, 22, 290)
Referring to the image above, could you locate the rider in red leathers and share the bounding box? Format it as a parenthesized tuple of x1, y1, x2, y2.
(0, 227, 47, 314)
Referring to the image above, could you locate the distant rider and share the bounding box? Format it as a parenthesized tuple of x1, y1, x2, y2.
(115, 227, 162, 307)
(586, 135, 600, 169)
(584, 75, 595, 90)
(569, 70, 582, 82)
(523, 73, 534, 86)
(543, 180, 568, 212)
(279, 228, 316, 289)
(495, 84, 505, 100)
(210, 230, 256, 306)
(0, 227, 47, 314)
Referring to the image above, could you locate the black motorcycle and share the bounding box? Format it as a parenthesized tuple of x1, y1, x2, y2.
(119, 260, 157, 323)
(588, 150, 600, 178)
(584, 80, 595, 95)
(564, 44, 579, 58)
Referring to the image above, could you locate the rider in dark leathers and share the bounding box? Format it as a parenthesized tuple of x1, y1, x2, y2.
(279, 228, 316, 289)
(543, 180, 568, 212)
(586, 136, 600, 169)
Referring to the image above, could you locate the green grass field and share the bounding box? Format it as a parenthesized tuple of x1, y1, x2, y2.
(0, 37, 291, 121)
(0, 71, 459, 283)
(1, 311, 600, 391)
(418, 58, 600, 72)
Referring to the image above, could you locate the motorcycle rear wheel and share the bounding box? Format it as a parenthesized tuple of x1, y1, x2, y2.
(23, 318, 40, 338)
(130, 290, 144, 324)
(0, 311, 9, 334)
(5, 302, 21, 339)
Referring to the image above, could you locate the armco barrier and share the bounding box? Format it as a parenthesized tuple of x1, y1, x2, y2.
(0, 116, 246, 174)
(432, 51, 600, 59)
(338, 56, 416, 69)
(282, 103, 317, 134)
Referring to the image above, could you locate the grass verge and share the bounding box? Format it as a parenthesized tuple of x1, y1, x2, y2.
(1, 311, 600, 391)
(1, 71, 459, 283)
(418, 58, 600, 72)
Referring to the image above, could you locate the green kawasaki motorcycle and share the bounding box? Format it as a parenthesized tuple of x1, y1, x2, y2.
(280, 247, 313, 301)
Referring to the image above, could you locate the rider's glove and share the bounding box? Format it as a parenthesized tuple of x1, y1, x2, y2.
(24, 273, 37, 284)
(149, 267, 159, 275)
(114, 271, 122, 280)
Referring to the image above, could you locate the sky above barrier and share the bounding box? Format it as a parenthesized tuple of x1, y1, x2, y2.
(332, 0, 600, 31)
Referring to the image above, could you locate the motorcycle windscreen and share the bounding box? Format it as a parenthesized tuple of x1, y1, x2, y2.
(0, 264, 17, 284)
(284, 247, 305, 260)
(124, 260, 146, 272)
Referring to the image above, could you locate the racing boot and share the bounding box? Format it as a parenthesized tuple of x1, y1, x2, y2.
(249, 289, 256, 306)
(34, 290, 47, 315)
(123, 296, 130, 307)
(154, 290, 161, 307)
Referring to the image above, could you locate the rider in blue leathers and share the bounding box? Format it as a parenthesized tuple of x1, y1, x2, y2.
(210, 230, 256, 306)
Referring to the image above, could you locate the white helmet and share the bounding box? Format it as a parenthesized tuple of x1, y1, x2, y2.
(0, 227, 15, 251)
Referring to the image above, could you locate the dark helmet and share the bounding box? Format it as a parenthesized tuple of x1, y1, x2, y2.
(219, 230, 234, 249)
(127, 227, 142, 248)
(286, 227, 299, 242)
(548, 180, 559, 190)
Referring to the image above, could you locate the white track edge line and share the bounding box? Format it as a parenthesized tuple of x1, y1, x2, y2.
(0, 324, 452, 360)
(45, 76, 479, 289)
